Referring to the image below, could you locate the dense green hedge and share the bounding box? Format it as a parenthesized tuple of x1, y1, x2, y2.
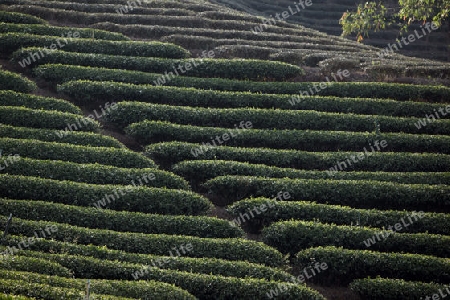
(227, 198, 450, 235)
(294, 246, 450, 284)
(0, 199, 241, 238)
(0, 69, 36, 92)
(0, 137, 154, 167)
(0, 124, 123, 148)
(0, 270, 196, 299)
(0, 22, 129, 40)
(107, 101, 450, 134)
(0, 279, 134, 300)
(0, 157, 189, 189)
(0, 254, 70, 277)
(203, 176, 450, 211)
(4, 235, 290, 281)
(172, 160, 450, 185)
(127, 120, 450, 154)
(0, 175, 211, 215)
(350, 278, 450, 300)
(52, 78, 449, 119)
(0, 215, 284, 267)
(0, 11, 46, 24)
(262, 220, 450, 257)
(147, 142, 450, 171)
(0, 106, 99, 131)
(0, 33, 189, 58)
(0, 294, 35, 300)
(13, 48, 304, 80)
(0, 90, 81, 114)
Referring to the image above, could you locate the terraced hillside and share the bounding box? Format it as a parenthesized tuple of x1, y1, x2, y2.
(0, 1, 449, 299)
(213, 0, 450, 62)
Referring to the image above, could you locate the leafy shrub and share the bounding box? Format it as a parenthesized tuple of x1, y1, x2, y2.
(106, 101, 450, 134)
(0, 11, 46, 24)
(294, 246, 450, 284)
(0, 174, 211, 215)
(350, 277, 450, 300)
(0, 215, 284, 266)
(146, 141, 450, 171)
(0, 33, 189, 58)
(0, 22, 129, 40)
(1, 157, 189, 189)
(0, 137, 154, 167)
(203, 176, 450, 211)
(227, 197, 450, 235)
(0, 254, 71, 277)
(0, 199, 241, 238)
(0, 90, 81, 114)
(0, 269, 196, 299)
(13, 47, 303, 80)
(262, 220, 450, 257)
(0, 125, 123, 148)
(0, 69, 36, 92)
(126, 120, 450, 154)
(0, 106, 99, 131)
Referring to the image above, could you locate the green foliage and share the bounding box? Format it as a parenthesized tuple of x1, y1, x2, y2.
(0, 33, 189, 58)
(350, 277, 450, 300)
(0, 90, 81, 114)
(0, 11, 46, 24)
(0, 137, 153, 167)
(0, 199, 241, 238)
(147, 141, 450, 171)
(0, 69, 36, 93)
(0, 269, 196, 299)
(262, 220, 450, 257)
(295, 246, 450, 284)
(0, 174, 211, 215)
(0, 294, 35, 300)
(0, 254, 71, 277)
(227, 197, 450, 235)
(0, 215, 283, 267)
(172, 160, 450, 185)
(13, 47, 303, 80)
(0, 157, 189, 189)
(127, 120, 450, 153)
(0, 125, 124, 148)
(107, 101, 450, 134)
(0, 106, 99, 131)
(0, 22, 129, 40)
(203, 176, 450, 211)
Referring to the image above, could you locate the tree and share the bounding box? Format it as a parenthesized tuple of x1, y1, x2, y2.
(340, 0, 450, 41)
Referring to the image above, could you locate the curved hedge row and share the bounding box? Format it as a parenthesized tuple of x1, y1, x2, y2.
(1, 215, 284, 267)
(0, 125, 124, 148)
(0, 270, 196, 300)
(262, 220, 450, 257)
(0, 90, 81, 114)
(350, 278, 450, 300)
(0, 106, 99, 131)
(0, 175, 211, 215)
(147, 142, 450, 172)
(0, 138, 154, 167)
(0, 199, 241, 238)
(12, 48, 304, 80)
(0, 11, 46, 24)
(0, 23, 129, 40)
(0, 69, 36, 93)
(294, 246, 450, 284)
(0, 33, 189, 58)
(4, 235, 290, 282)
(227, 198, 450, 235)
(202, 176, 450, 211)
(1, 157, 189, 189)
(107, 101, 450, 134)
(0, 254, 70, 277)
(172, 160, 450, 185)
(35, 65, 448, 117)
(0, 279, 134, 300)
(127, 120, 450, 154)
